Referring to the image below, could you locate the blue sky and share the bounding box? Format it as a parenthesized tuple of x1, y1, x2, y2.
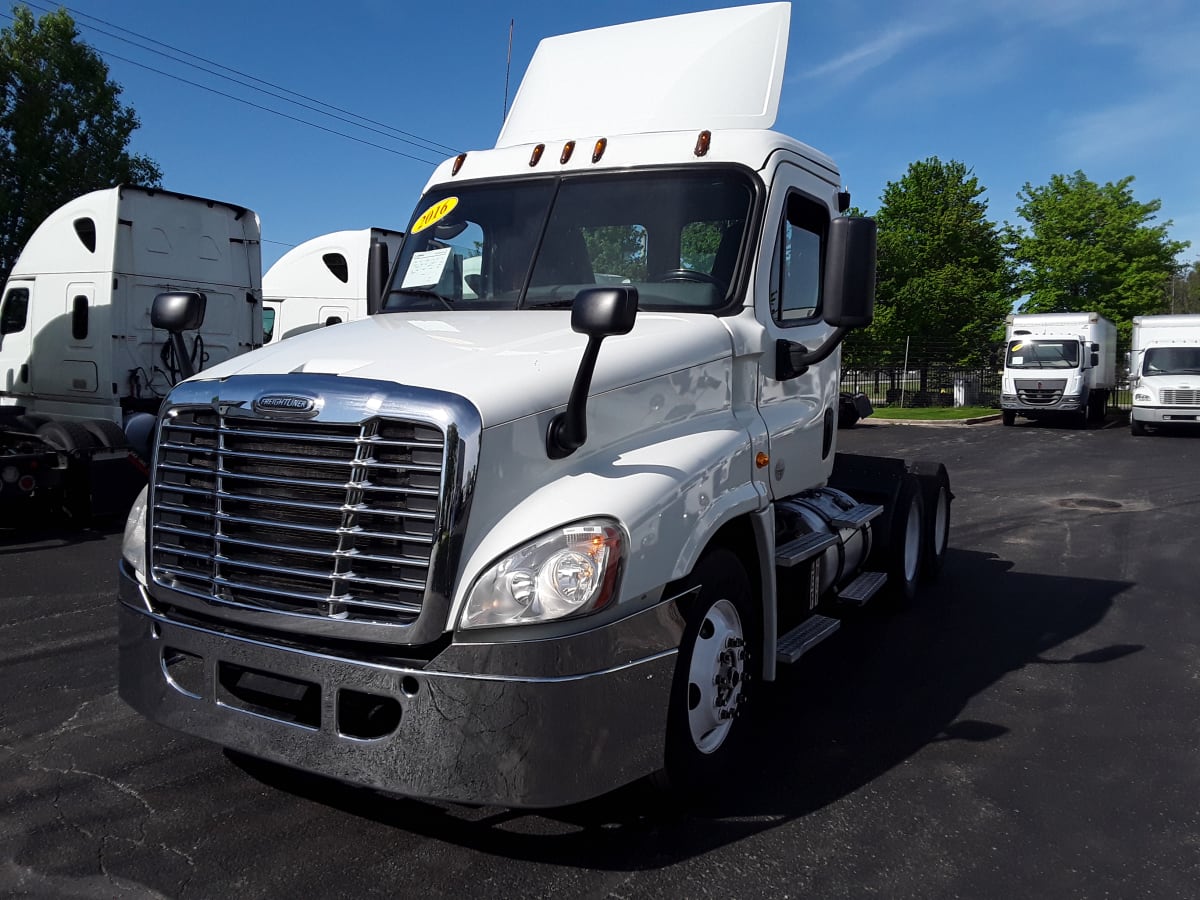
(22, 0, 1200, 271)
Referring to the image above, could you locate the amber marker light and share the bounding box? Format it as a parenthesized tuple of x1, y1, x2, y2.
(560, 140, 576, 164)
(694, 130, 712, 157)
(756, 452, 770, 469)
(451, 153, 467, 175)
(592, 138, 607, 163)
(529, 144, 545, 167)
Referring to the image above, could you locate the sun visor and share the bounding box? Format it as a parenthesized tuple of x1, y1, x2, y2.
(496, 2, 791, 148)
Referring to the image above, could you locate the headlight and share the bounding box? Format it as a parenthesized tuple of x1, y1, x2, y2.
(1133, 391, 1152, 403)
(460, 519, 625, 629)
(122, 485, 149, 583)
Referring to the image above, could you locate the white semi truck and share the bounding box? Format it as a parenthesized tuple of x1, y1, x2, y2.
(0, 186, 262, 519)
(1129, 314, 1200, 435)
(1000, 312, 1117, 426)
(118, 3, 953, 807)
(262, 228, 403, 343)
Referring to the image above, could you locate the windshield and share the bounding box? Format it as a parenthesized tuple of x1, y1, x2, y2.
(1142, 347, 1200, 376)
(382, 169, 756, 313)
(1005, 339, 1080, 369)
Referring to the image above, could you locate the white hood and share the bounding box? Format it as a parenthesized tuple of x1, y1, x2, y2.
(194, 310, 734, 427)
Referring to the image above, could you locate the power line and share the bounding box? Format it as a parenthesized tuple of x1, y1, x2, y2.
(92, 46, 446, 166)
(35, 1, 461, 157)
(13, 1, 457, 163)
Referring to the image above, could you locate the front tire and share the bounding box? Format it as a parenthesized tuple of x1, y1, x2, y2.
(660, 548, 757, 796)
(1001, 410, 1016, 426)
(1130, 416, 1147, 436)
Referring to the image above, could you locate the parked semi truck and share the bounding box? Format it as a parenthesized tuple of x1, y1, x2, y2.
(1000, 312, 1116, 426)
(118, 3, 953, 807)
(263, 228, 403, 343)
(0, 186, 262, 519)
(1129, 314, 1200, 435)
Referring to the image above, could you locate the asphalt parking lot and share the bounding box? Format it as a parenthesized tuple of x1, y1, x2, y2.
(2, 417, 1197, 899)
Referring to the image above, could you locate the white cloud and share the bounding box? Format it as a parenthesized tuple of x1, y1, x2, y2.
(799, 23, 942, 81)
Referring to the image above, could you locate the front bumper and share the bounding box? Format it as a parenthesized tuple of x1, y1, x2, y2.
(118, 564, 680, 808)
(1130, 406, 1200, 425)
(1001, 394, 1086, 414)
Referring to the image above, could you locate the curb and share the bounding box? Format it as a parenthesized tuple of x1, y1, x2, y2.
(861, 413, 1002, 427)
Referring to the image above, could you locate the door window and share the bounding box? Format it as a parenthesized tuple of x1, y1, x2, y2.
(770, 193, 827, 325)
(1, 287, 29, 334)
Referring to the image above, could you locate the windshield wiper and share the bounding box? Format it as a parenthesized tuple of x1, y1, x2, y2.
(387, 288, 454, 310)
(525, 299, 576, 309)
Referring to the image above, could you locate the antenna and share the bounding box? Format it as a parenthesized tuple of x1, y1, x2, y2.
(503, 19, 514, 123)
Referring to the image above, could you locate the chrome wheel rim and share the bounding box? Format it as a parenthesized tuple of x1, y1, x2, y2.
(686, 598, 745, 754)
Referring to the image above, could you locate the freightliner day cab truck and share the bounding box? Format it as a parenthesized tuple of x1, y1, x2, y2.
(1129, 314, 1200, 435)
(118, 3, 953, 807)
(0, 186, 262, 519)
(1000, 312, 1116, 427)
(262, 228, 404, 343)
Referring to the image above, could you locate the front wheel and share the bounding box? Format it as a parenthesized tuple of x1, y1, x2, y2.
(1130, 416, 1147, 436)
(1001, 410, 1016, 426)
(660, 548, 757, 796)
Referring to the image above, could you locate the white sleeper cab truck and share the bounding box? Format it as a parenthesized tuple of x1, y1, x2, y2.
(118, 3, 953, 807)
(1129, 314, 1200, 435)
(262, 227, 403, 343)
(1001, 312, 1116, 426)
(0, 186, 262, 519)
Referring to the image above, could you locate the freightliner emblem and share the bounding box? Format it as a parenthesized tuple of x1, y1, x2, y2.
(253, 393, 319, 417)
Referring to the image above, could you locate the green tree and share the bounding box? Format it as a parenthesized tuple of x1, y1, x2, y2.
(1006, 171, 1189, 340)
(846, 157, 1013, 366)
(1, 5, 162, 279)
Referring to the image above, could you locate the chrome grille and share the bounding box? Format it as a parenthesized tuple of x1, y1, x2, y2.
(150, 408, 446, 626)
(1162, 389, 1200, 407)
(1016, 387, 1063, 405)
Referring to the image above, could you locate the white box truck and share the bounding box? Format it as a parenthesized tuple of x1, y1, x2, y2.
(1001, 312, 1117, 426)
(262, 227, 403, 343)
(0, 185, 262, 519)
(117, 3, 953, 807)
(1129, 314, 1200, 435)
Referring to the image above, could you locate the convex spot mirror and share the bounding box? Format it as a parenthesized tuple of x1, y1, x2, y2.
(821, 216, 876, 330)
(152, 291, 207, 333)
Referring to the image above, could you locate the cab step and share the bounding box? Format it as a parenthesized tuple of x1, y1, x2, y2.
(776, 614, 840, 664)
(829, 502, 884, 529)
(775, 531, 838, 568)
(837, 571, 888, 606)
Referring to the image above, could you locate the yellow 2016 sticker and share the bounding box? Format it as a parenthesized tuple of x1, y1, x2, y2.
(411, 196, 459, 234)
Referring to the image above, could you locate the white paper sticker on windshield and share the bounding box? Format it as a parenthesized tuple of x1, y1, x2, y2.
(401, 247, 452, 288)
(1011, 356, 1023, 365)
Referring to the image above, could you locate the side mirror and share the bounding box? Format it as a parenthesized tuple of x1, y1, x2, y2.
(547, 286, 638, 459)
(822, 216, 876, 329)
(151, 291, 206, 381)
(151, 291, 206, 332)
(366, 239, 390, 316)
(1091, 351, 1100, 368)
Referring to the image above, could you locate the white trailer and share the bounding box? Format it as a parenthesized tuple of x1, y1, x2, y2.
(262, 228, 403, 343)
(118, 3, 953, 808)
(1129, 314, 1200, 435)
(1001, 312, 1117, 426)
(0, 185, 262, 518)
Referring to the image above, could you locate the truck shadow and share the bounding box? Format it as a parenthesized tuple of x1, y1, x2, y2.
(232, 547, 1134, 868)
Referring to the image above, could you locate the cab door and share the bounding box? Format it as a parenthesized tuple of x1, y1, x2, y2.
(0, 280, 34, 394)
(754, 163, 841, 498)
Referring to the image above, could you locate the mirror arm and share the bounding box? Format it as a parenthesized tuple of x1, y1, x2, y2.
(547, 335, 604, 459)
(776, 327, 849, 380)
(171, 333, 196, 380)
